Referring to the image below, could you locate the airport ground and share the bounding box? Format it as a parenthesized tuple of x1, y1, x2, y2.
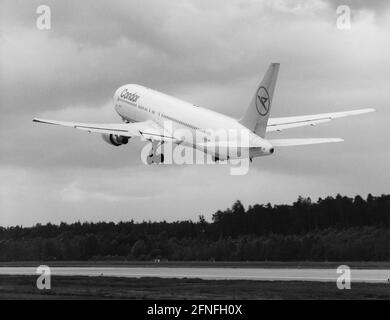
(0, 261, 389, 299)
(1, 260, 390, 269)
(0, 274, 389, 299)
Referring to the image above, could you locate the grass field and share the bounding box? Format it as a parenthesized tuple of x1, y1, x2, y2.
(0, 275, 389, 299)
(1, 260, 390, 269)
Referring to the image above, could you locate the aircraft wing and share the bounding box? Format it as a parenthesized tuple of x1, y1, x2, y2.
(269, 138, 343, 147)
(32, 118, 176, 142)
(267, 108, 375, 132)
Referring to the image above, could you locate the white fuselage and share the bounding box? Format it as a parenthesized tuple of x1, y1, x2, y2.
(113, 84, 274, 159)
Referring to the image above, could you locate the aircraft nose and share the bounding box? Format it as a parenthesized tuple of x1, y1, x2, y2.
(114, 85, 126, 101)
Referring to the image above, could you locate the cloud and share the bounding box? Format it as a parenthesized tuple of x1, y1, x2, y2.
(325, 0, 390, 13)
(0, 0, 389, 226)
(2, 163, 375, 226)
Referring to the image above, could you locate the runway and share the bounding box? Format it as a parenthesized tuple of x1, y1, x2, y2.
(0, 267, 389, 283)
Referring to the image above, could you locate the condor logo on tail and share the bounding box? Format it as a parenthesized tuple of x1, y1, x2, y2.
(256, 86, 270, 116)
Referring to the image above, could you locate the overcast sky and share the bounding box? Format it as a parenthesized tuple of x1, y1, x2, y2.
(0, 0, 389, 226)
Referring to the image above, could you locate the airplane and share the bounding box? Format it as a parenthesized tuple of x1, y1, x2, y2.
(33, 63, 375, 164)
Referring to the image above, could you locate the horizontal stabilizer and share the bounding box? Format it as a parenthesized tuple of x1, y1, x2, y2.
(267, 108, 375, 132)
(269, 138, 343, 147)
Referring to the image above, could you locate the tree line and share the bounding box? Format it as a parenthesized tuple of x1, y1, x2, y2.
(0, 194, 389, 261)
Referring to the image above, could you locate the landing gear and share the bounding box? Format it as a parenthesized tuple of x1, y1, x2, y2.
(146, 141, 165, 165)
(147, 153, 164, 165)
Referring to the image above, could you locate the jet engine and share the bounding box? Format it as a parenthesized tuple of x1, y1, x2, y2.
(102, 134, 130, 146)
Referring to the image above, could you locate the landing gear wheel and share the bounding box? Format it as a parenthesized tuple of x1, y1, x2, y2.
(153, 153, 164, 164)
(154, 154, 160, 164)
(146, 154, 154, 165)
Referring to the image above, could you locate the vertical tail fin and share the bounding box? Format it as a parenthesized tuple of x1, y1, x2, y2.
(239, 63, 280, 138)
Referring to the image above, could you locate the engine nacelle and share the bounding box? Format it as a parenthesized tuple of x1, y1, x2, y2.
(102, 134, 130, 146)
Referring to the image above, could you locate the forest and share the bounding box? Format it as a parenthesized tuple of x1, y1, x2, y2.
(0, 194, 389, 261)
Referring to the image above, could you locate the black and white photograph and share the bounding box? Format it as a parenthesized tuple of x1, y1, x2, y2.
(0, 0, 389, 307)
